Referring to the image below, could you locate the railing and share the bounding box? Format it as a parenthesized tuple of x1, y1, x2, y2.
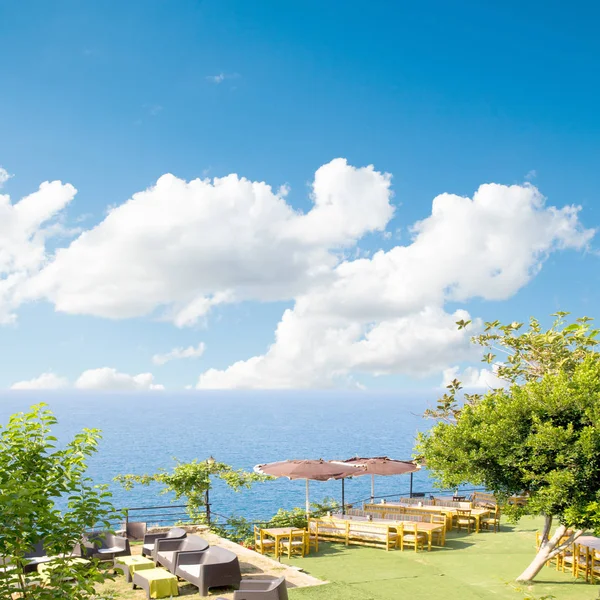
(345, 486, 485, 509)
(113, 504, 205, 531)
(112, 486, 488, 532)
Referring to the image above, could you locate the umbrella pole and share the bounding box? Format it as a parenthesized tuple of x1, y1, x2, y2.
(409, 471, 414, 498)
(342, 479, 345, 515)
(371, 474, 374, 503)
(306, 479, 310, 518)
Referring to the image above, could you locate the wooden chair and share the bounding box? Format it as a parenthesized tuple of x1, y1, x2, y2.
(307, 520, 319, 554)
(481, 505, 501, 533)
(279, 529, 307, 559)
(431, 514, 447, 546)
(589, 548, 600, 584)
(454, 509, 473, 533)
(562, 543, 589, 581)
(399, 523, 426, 552)
(575, 545, 591, 582)
(254, 525, 276, 556)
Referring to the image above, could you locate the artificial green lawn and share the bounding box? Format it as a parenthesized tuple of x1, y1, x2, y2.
(284, 517, 597, 600)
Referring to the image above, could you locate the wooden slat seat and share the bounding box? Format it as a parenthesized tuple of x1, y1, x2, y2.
(346, 521, 399, 551)
(309, 517, 399, 551)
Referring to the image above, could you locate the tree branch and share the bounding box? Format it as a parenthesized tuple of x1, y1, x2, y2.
(546, 530, 583, 561)
(541, 514, 552, 546)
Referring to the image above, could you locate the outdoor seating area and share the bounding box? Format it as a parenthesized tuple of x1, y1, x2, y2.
(275, 516, 596, 600)
(116, 527, 290, 599)
(86, 517, 600, 600)
(364, 496, 495, 534)
(112, 529, 245, 598)
(538, 532, 600, 584)
(2, 528, 275, 599)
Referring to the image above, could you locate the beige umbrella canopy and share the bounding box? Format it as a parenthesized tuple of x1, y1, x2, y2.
(333, 456, 421, 502)
(254, 459, 364, 516)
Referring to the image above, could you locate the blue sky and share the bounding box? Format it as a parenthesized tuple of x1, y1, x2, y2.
(0, 0, 598, 391)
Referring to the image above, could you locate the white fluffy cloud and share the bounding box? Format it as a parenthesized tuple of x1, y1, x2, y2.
(0, 179, 77, 324)
(11, 368, 164, 391)
(1, 162, 595, 390)
(198, 307, 480, 389)
(22, 159, 394, 326)
(11, 372, 69, 390)
(441, 364, 506, 389)
(196, 183, 593, 388)
(75, 368, 164, 390)
(0, 167, 11, 187)
(152, 342, 206, 365)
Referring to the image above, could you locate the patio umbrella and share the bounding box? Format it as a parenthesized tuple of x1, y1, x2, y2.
(333, 456, 421, 503)
(254, 459, 364, 517)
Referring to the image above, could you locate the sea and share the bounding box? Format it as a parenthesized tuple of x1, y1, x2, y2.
(0, 390, 463, 525)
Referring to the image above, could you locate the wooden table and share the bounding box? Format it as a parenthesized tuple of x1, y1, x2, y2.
(383, 503, 490, 533)
(577, 536, 600, 550)
(332, 516, 445, 551)
(468, 508, 491, 533)
(387, 503, 457, 531)
(260, 527, 305, 559)
(508, 494, 528, 506)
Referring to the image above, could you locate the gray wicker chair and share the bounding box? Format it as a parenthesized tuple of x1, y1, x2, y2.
(142, 527, 187, 560)
(231, 577, 288, 600)
(125, 521, 147, 541)
(81, 532, 130, 560)
(155, 535, 209, 572)
(22, 541, 53, 573)
(175, 546, 241, 596)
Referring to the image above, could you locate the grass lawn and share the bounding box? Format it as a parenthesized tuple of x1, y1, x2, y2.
(283, 517, 598, 600)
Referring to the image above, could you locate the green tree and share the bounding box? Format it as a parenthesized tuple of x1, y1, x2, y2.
(417, 314, 600, 582)
(115, 457, 268, 524)
(0, 404, 119, 599)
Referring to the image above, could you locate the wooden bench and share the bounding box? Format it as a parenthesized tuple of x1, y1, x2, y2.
(398, 497, 437, 507)
(434, 499, 473, 509)
(346, 520, 399, 551)
(364, 503, 454, 532)
(309, 517, 399, 551)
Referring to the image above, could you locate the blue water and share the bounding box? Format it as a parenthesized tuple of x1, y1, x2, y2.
(0, 391, 450, 523)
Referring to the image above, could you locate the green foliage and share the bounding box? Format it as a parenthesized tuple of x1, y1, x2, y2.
(267, 498, 340, 530)
(0, 403, 119, 599)
(211, 498, 340, 547)
(210, 515, 255, 546)
(429, 313, 599, 421)
(418, 314, 600, 534)
(115, 458, 269, 521)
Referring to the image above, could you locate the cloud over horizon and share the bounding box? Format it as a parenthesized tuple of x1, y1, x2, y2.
(2, 160, 595, 390)
(11, 368, 164, 391)
(196, 182, 594, 388)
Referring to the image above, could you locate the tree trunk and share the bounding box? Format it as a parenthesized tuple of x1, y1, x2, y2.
(540, 514, 552, 546)
(516, 523, 566, 582)
(516, 523, 583, 583)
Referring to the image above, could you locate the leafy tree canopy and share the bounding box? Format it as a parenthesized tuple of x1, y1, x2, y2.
(417, 314, 600, 581)
(0, 403, 118, 599)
